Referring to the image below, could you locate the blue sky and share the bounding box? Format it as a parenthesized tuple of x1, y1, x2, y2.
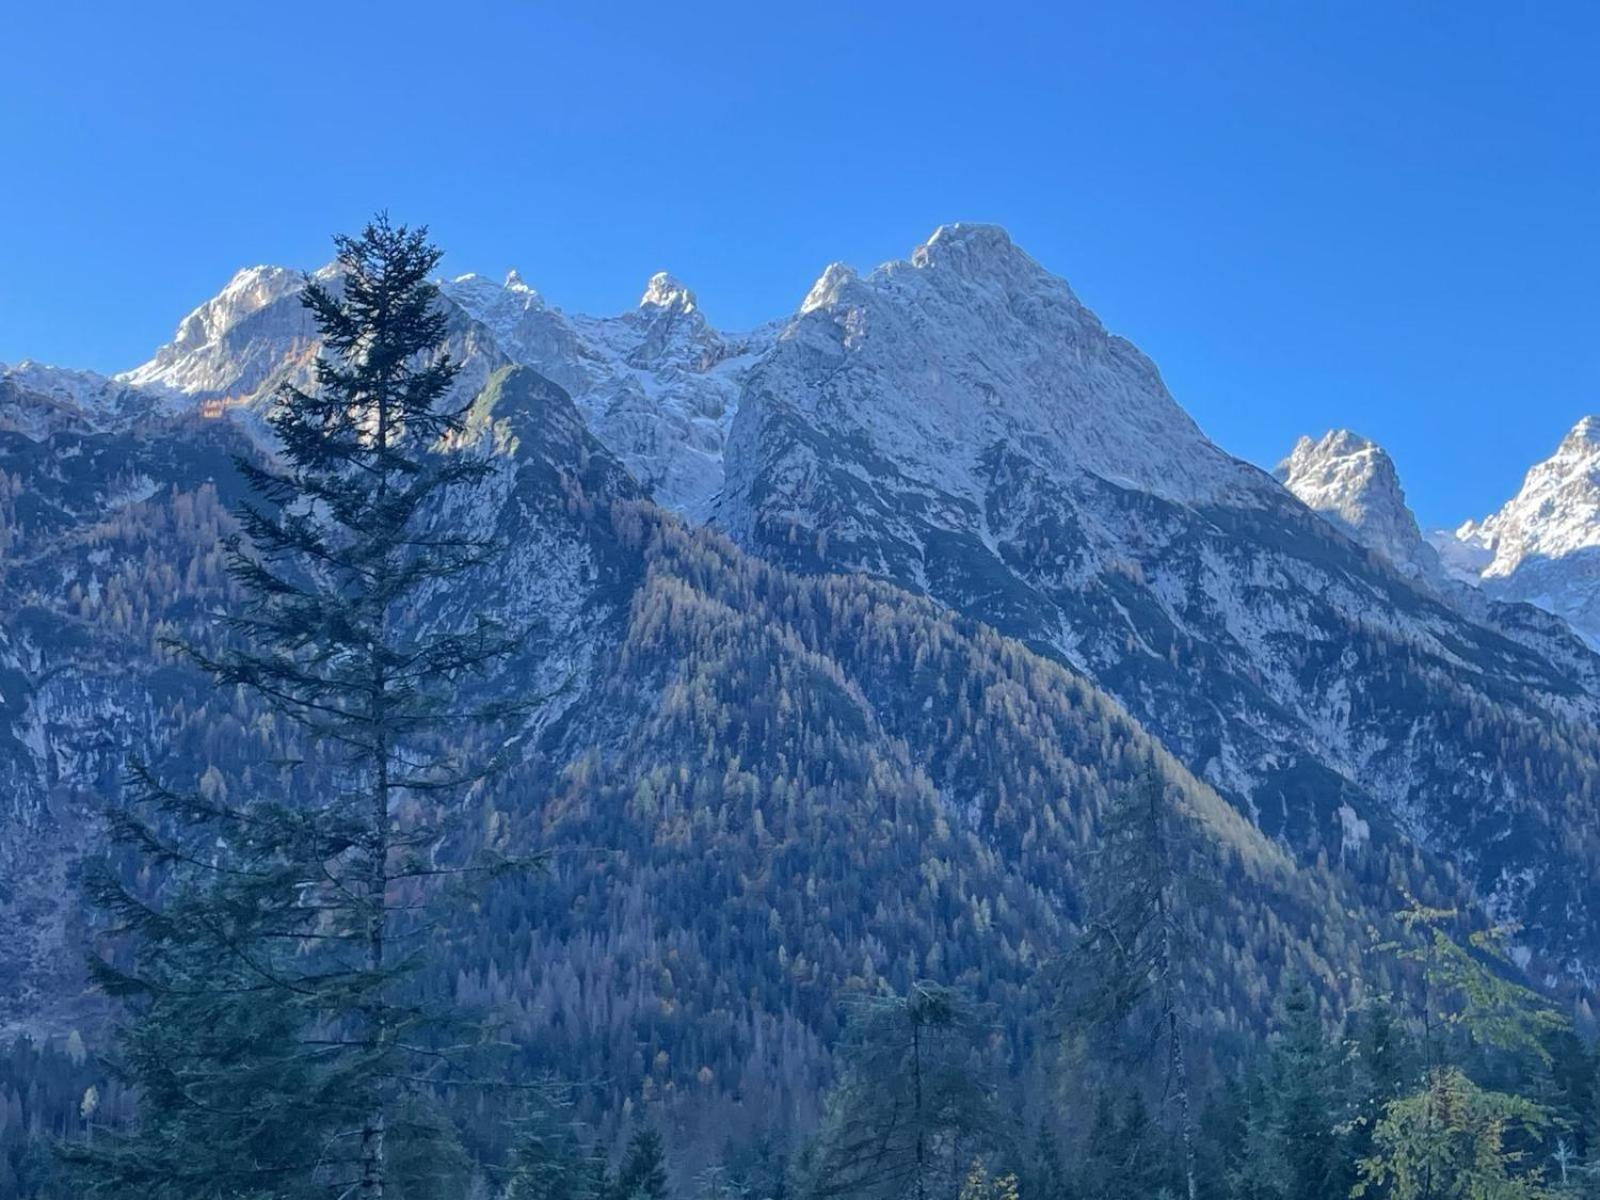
(3, 1, 1595, 528)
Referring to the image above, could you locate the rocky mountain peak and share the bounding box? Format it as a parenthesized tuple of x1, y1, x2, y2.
(911, 222, 1021, 270)
(800, 262, 858, 315)
(1554, 413, 1600, 459)
(1465, 416, 1600, 572)
(116, 264, 313, 399)
(639, 272, 697, 315)
(1428, 415, 1600, 645)
(1276, 429, 1436, 577)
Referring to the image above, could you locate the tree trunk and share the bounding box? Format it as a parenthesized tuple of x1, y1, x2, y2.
(912, 1019, 926, 1200)
(361, 357, 396, 1200)
(1170, 1005, 1197, 1200)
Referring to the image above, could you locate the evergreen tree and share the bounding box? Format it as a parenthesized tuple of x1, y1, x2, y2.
(1023, 1121, 1069, 1200)
(588, 1142, 616, 1200)
(613, 1127, 670, 1200)
(1343, 994, 1416, 1172)
(1355, 901, 1569, 1199)
(1065, 762, 1205, 1200)
(387, 1095, 476, 1200)
(504, 1100, 601, 1200)
(64, 216, 525, 1199)
(1269, 979, 1342, 1200)
(1222, 1070, 1283, 1200)
(795, 984, 1005, 1200)
(1354, 1066, 1556, 1200)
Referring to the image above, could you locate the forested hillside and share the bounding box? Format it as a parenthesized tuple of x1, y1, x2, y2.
(2, 222, 1595, 1200)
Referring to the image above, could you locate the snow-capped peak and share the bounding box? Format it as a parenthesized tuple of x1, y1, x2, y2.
(117, 264, 311, 397)
(727, 223, 1253, 510)
(1558, 414, 1600, 454)
(1275, 429, 1436, 577)
(913, 222, 1016, 265)
(639, 272, 697, 315)
(1456, 415, 1600, 575)
(1430, 415, 1600, 645)
(448, 271, 545, 319)
(800, 263, 858, 315)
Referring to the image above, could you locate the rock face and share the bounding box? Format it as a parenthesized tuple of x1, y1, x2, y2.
(0, 361, 169, 438)
(441, 270, 777, 519)
(1279, 427, 1600, 698)
(1432, 417, 1600, 646)
(118, 266, 315, 399)
(1276, 430, 1441, 581)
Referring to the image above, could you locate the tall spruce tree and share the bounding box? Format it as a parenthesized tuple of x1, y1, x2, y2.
(1270, 979, 1343, 1200)
(66, 216, 524, 1199)
(613, 1126, 670, 1200)
(1064, 761, 1205, 1200)
(795, 984, 1005, 1200)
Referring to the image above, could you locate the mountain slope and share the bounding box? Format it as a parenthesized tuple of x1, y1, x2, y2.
(10, 225, 1600, 1005)
(1279, 425, 1600, 701)
(0, 360, 1415, 1172)
(716, 225, 1600, 981)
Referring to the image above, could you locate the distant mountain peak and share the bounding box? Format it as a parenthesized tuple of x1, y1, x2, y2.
(639, 271, 697, 315)
(1276, 429, 1437, 579)
(117, 264, 310, 397)
(800, 262, 858, 314)
(914, 221, 1016, 261)
(1558, 413, 1600, 454)
(906, 222, 1060, 288)
(1430, 415, 1600, 645)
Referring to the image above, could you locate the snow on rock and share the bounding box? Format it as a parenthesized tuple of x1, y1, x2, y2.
(441, 270, 777, 519)
(1276, 430, 1440, 580)
(118, 265, 315, 399)
(716, 224, 1600, 981)
(1434, 416, 1600, 645)
(724, 221, 1263, 549)
(0, 360, 169, 436)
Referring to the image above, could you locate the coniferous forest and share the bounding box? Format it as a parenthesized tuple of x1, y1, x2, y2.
(2, 218, 1597, 1200)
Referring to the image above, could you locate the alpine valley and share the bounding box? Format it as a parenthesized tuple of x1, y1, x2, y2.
(4, 224, 1600, 1160)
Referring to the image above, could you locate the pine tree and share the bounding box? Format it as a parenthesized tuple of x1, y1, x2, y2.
(1270, 979, 1342, 1200)
(1064, 762, 1205, 1200)
(1353, 1066, 1556, 1200)
(796, 984, 1004, 1200)
(1023, 1121, 1068, 1200)
(613, 1127, 670, 1200)
(65, 216, 526, 1199)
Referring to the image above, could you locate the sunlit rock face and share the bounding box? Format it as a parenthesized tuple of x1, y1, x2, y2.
(1431, 417, 1600, 647)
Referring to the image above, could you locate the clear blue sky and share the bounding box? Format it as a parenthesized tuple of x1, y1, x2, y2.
(3, 1, 1595, 528)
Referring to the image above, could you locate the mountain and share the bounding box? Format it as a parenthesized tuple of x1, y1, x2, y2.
(118, 265, 314, 398)
(8, 223, 1600, 1051)
(113, 263, 513, 428)
(0, 361, 168, 438)
(0, 355, 1396, 1165)
(100, 261, 775, 521)
(714, 224, 1600, 981)
(1431, 417, 1600, 647)
(1275, 430, 1441, 581)
(1277, 424, 1600, 702)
